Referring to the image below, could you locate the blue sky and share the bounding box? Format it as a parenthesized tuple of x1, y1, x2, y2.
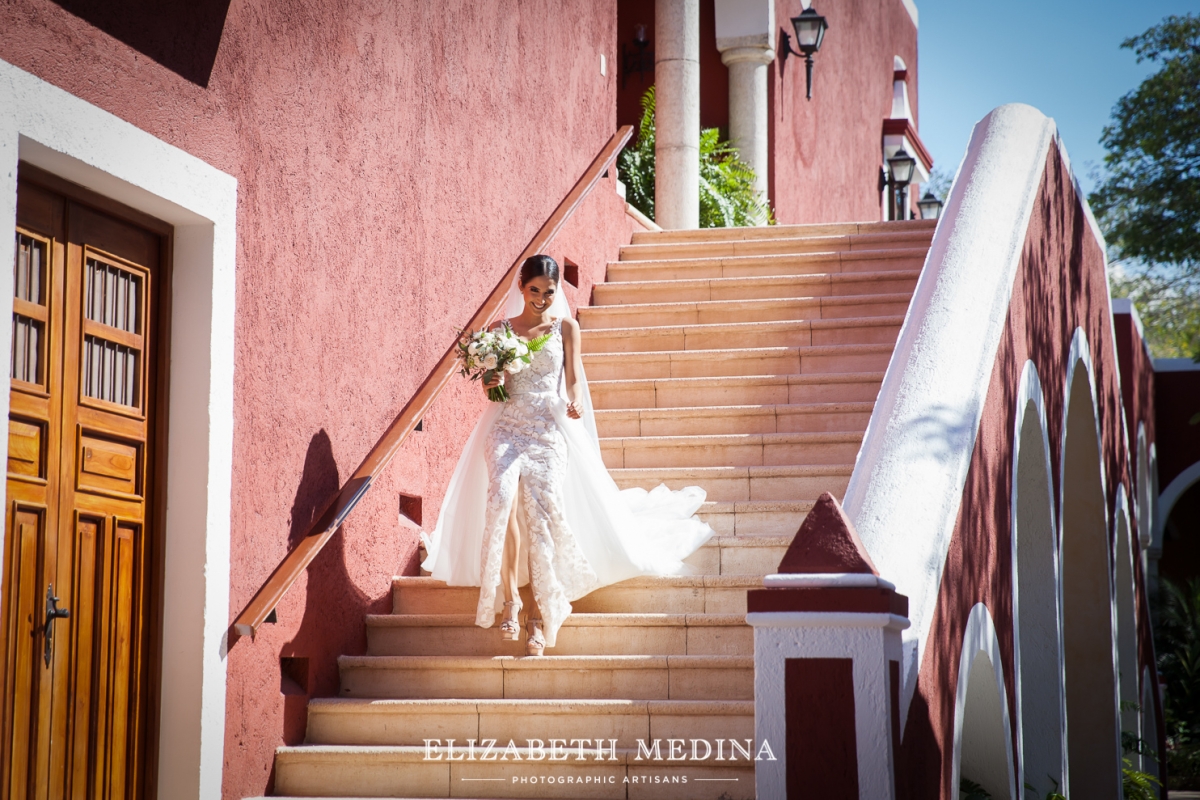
(916, 0, 1196, 195)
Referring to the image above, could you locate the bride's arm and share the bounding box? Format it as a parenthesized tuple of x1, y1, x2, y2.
(561, 317, 584, 420)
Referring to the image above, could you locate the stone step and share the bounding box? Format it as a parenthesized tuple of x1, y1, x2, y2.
(336, 654, 754, 701)
(610, 463, 852, 502)
(681, 535, 789, 574)
(607, 246, 927, 282)
(272, 744, 756, 800)
(596, 402, 874, 437)
(577, 292, 911, 329)
(628, 218, 935, 245)
(582, 342, 893, 380)
(366, 613, 751, 657)
(697, 500, 810, 537)
(599, 431, 863, 469)
(592, 268, 921, 305)
(589, 372, 883, 410)
(391, 575, 760, 617)
(304, 698, 756, 748)
(580, 315, 905, 354)
(619, 230, 933, 262)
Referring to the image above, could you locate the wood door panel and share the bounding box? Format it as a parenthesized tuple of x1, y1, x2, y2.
(2, 512, 43, 800)
(6, 173, 164, 800)
(77, 434, 140, 498)
(14, 184, 62, 239)
(64, 515, 99, 800)
(67, 207, 159, 274)
(91, 521, 136, 800)
(7, 420, 43, 480)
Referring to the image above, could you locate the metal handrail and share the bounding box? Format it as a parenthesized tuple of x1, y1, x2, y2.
(232, 126, 634, 638)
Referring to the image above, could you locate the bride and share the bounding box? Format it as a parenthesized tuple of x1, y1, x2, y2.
(421, 254, 714, 655)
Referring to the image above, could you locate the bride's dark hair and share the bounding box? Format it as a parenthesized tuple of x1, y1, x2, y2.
(519, 254, 560, 286)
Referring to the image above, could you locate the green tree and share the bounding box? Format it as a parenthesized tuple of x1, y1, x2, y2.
(1090, 13, 1200, 359)
(618, 86, 773, 228)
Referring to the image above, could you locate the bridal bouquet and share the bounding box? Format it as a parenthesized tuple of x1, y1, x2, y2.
(456, 324, 552, 402)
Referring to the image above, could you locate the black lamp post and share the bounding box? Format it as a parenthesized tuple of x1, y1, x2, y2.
(622, 23, 653, 89)
(886, 148, 916, 220)
(917, 190, 944, 220)
(779, 7, 829, 100)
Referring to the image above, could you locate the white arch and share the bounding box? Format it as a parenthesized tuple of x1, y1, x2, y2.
(1009, 360, 1066, 795)
(1157, 459, 1200, 545)
(1057, 328, 1122, 799)
(1136, 424, 1152, 549)
(952, 603, 1018, 799)
(1141, 665, 1161, 780)
(1113, 486, 1140, 746)
(1060, 328, 1108, 516)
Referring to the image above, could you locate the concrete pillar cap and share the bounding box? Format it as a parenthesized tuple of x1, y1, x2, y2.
(776, 492, 880, 575)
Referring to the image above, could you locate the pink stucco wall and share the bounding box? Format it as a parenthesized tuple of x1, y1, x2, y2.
(0, 1, 636, 797)
(769, 0, 919, 225)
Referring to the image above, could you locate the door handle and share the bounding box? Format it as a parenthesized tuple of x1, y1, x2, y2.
(43, 584, 70, 667)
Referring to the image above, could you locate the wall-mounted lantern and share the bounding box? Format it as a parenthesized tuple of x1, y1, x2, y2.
(779, 7, 829, 100)
(917, 190, 944, 220)
(622, 24, 654, 89)
(885, 148, 916, 220)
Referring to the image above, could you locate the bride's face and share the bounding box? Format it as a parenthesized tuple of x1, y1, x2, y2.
(521, 276, 558, 314)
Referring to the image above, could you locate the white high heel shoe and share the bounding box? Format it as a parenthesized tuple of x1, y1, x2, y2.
(525, 618, 545, 657)
(500, 600, 522, 641)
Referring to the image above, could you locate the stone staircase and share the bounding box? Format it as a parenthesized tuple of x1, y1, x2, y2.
(263, 219, 934, 799)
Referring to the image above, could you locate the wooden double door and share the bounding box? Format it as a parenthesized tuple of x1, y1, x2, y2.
(2, 170, 166, 799)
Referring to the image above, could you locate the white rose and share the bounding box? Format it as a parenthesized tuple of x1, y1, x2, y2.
(467, 342, 480, 355)
(502, 338, 517, 351)
(517, 343, 529, 357)
(504, 360, 523, 374)
(482, 354, 498, 370)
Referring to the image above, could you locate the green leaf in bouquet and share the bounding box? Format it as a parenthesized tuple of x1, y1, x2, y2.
(526, 331, 554, 352)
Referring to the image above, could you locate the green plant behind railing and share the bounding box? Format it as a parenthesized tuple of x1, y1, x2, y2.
(1156, 576, 1200, 789)
(618, 86, 773, 228)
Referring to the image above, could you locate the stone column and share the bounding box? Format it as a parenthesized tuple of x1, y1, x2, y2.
(719, 43, 773, 221)
(654, 0, 699, 230)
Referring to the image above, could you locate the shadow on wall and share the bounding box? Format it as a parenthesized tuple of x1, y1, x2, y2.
(279, 430, 388, 746)
(51, 0, 231, 87)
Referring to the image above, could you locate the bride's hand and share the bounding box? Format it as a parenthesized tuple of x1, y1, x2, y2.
(483, 372, 503, 391)
(566, 399, 582, 419)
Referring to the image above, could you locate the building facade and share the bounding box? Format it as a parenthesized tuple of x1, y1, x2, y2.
(0, 1, 1173, 799)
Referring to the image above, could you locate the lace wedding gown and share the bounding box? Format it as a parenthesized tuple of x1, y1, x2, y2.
(475, 319, 596, 645)
(421, 297, 715, 650)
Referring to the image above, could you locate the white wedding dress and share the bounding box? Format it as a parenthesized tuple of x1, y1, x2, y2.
(420, 281, 715, 648)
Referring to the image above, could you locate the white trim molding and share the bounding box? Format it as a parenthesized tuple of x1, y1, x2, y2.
(0, 59, 237, 799)
(842, 103, 1058, 725)
(1154, 357, 1200, 372)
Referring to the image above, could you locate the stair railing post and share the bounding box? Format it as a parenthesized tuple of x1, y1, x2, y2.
(746, 492, 909, 799)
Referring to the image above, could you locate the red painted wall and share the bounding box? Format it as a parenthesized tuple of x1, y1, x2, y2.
(1113, 314, 1157, 464)
(0, 1, 636, 797)
(770, 0, 918, 224)
(1156, 370, 1200, 490)
(895, 148, 1161, 797)
(1155, 368, 1200, 585)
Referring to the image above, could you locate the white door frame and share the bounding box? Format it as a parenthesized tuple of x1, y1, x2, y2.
(0, 59, 237, 800)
